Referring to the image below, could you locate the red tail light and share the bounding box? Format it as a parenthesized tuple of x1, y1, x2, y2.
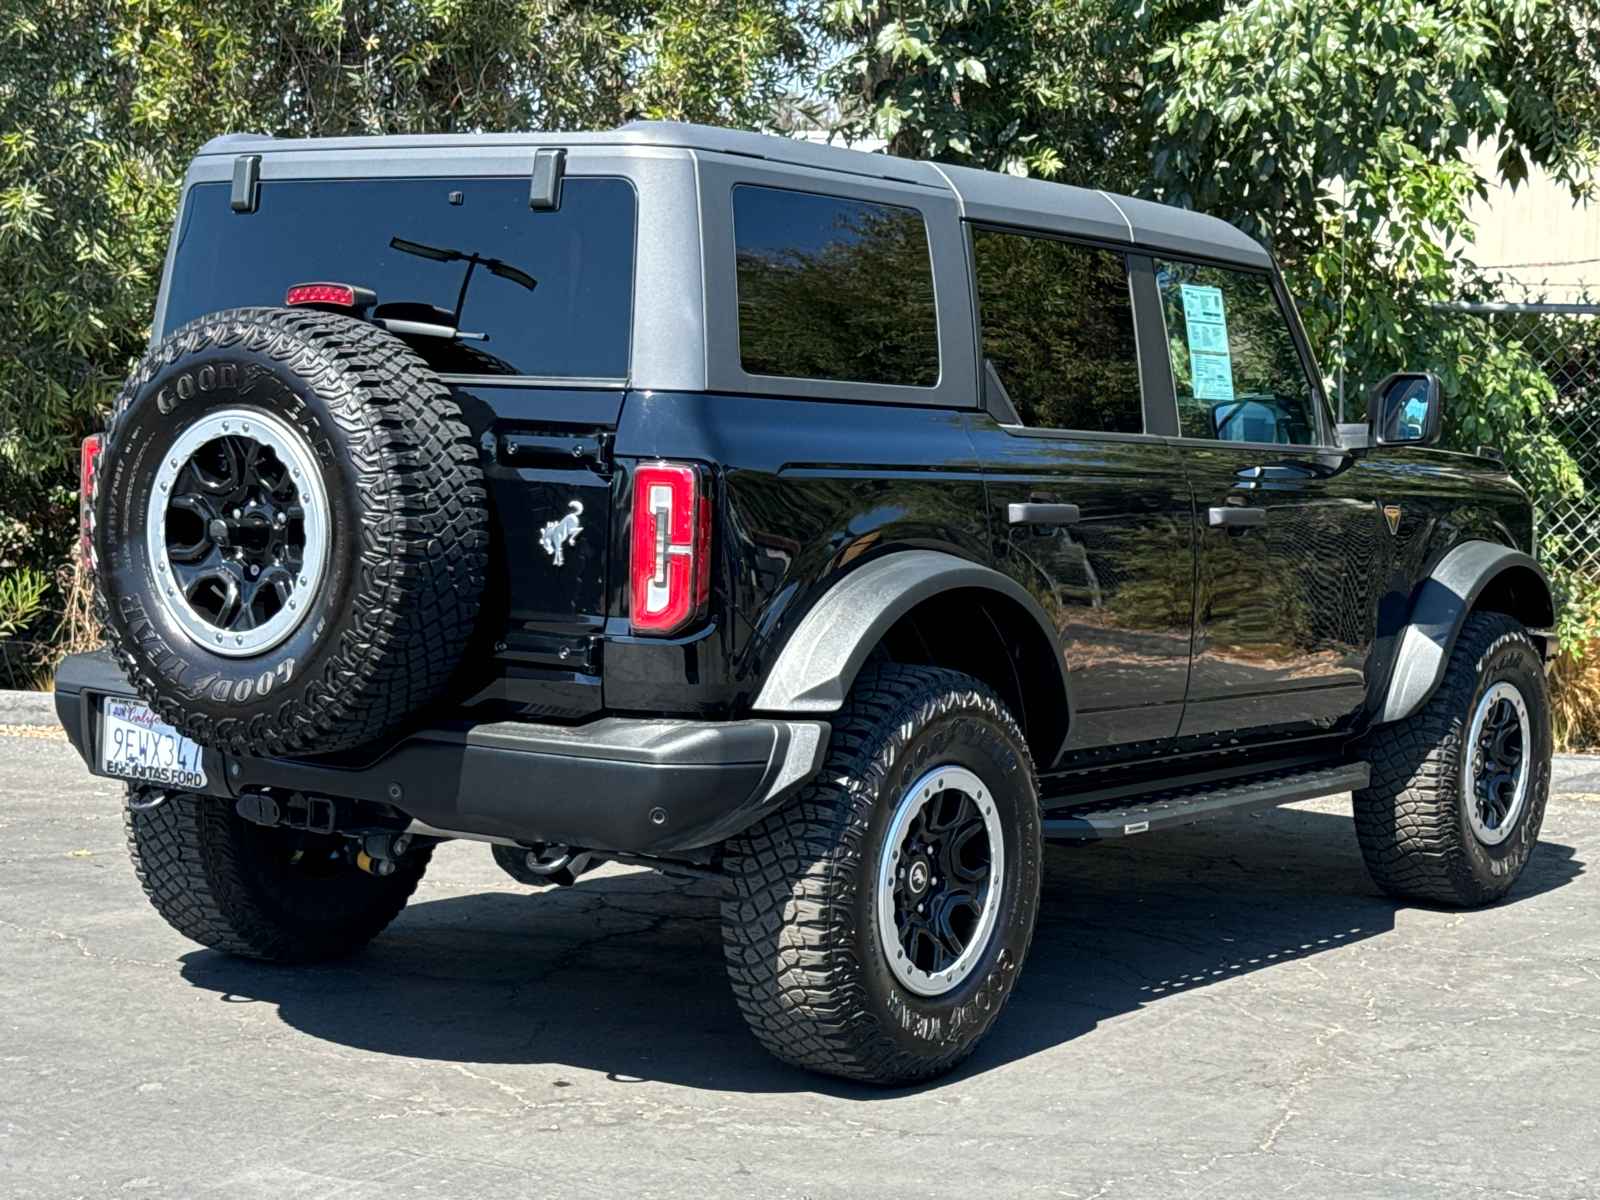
(630, 462, 711, 635)
(79, 434, 102, 569)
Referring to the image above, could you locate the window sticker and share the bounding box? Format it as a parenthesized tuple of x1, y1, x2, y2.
(1191, 353, 1235, 401)
(1180, 284, 1233, 400)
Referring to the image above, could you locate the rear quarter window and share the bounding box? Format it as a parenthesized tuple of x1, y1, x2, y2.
(164, 176, 636, 379)
(732, 185, 939, 388)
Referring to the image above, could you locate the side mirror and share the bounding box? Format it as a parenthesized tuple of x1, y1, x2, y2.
(1370, 371, 1442, 446)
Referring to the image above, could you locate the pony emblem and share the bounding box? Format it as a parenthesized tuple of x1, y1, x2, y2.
(540, 500, 585, 566)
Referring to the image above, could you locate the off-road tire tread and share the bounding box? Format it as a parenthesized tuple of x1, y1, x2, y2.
(720, 664, 1034, 1084)
(97, 308, 487, 756)
(1355, 611, 1546, 907)
(124, 785, 431, 962)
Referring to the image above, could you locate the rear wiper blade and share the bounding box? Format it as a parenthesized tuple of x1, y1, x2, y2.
(389, 237, 538, 302)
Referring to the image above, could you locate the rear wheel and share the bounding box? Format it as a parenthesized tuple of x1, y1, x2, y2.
(125, 786, 431, 962)
(1355, 611, 1551, 907)
(720, 665, 1041, 1085)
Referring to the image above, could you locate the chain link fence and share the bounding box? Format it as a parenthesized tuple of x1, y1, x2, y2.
(1432, 301, 1600, 573)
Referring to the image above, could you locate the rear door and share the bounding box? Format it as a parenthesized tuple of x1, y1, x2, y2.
(966, 228, 1194, 766)
(1150, 258, 1380, 742)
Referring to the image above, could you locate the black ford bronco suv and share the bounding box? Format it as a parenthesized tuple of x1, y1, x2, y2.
(57, 122, 1555, 1085)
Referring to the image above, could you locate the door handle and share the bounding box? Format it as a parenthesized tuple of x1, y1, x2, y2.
(1008, 502, 1080, 526)
(1208, 506, 1268, 528)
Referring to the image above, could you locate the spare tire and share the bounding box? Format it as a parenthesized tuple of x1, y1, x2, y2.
(91, 307, 488, 756)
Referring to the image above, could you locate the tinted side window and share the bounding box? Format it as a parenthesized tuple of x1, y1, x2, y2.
(1155, 260, 1318, 445)
(733, 185, 939, 387)
(166, 177, 636, 378)
(973, 230, 1141, 433)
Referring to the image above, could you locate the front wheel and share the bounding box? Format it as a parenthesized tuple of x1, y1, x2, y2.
(720, 665, 1041, 1085)
(1355, 611, 1552, 907)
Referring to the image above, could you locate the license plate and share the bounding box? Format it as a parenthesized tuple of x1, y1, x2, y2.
(99, 699, 208, 789)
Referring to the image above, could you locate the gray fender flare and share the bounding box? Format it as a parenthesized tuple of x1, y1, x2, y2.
(1376, 541, 1554, 725)
(750, 549, 1069, 716)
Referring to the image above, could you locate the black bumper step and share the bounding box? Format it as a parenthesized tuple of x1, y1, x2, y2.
(1042, 760, 1370, 840)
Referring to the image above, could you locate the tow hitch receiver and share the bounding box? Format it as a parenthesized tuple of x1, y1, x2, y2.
(234, 791, 424, 876)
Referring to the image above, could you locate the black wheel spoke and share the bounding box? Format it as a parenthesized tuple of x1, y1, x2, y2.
(942, 817, 990, 884)
(169, 548, 242, 629)
(164, 494, 217, 562)
(934, 892, 981, 955)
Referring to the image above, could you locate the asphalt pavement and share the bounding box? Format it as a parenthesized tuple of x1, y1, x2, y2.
(2, 702, 1598, 1199)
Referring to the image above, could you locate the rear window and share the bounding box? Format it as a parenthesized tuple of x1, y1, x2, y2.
(164, 176, 636, 379)
(732, 185, 939, 387)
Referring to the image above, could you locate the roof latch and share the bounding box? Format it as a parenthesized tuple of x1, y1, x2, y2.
(230, 155, 261, 213)
(529, 148, 566, 210)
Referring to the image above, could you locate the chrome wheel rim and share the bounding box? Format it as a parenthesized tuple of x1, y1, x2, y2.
(1463, 681, 1530, 846)
(144, 408, 328, 657)
(876, 765, 1005, 997)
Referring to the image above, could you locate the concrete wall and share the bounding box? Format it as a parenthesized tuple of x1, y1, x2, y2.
(1467, 145, 1600, 299)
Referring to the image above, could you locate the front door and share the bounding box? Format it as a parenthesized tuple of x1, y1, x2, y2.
(967, 227, 1194, 767)
(1151, 258, 1380, 742)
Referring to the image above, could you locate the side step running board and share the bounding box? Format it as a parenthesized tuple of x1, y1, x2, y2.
(1042, 760, 1370, 840)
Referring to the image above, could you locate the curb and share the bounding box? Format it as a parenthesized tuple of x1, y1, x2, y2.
(1551, 753, 1600, 796)
(0, 689, 60, 726)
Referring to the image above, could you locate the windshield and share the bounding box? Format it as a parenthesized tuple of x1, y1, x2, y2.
(163, 175, 636, 380)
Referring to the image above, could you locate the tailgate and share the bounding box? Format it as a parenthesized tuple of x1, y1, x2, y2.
(466, 386, 622, 718)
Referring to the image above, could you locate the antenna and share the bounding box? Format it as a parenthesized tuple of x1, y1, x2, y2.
(1336, 211, 1348, 423)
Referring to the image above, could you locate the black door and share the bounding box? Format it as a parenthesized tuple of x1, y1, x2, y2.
(1151, 258, 1379, 742)
(967, 228, 1194, 767)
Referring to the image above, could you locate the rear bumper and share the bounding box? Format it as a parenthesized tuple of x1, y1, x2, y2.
(54, 650, 827, 855)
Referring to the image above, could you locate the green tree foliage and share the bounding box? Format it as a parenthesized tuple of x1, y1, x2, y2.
(0, 0, 814, 572)
(825, 0, 1160, 181)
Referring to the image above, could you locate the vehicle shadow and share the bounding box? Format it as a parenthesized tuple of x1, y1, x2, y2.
(178, 804, 1583, 1097)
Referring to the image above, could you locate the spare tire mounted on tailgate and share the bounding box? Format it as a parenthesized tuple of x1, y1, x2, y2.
(93, 307, 488, 756)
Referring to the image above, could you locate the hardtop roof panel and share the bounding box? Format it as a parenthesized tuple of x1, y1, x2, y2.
(933, 162, 1132, 248)
(937, 160, 1271, 268)
(197, 120, 1270, 268)
(1111, 191, 1273, 269)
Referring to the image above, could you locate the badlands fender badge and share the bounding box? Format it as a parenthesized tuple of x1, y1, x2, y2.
(540, 500, 584, 566)
(1383, 504, 1401, 535)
